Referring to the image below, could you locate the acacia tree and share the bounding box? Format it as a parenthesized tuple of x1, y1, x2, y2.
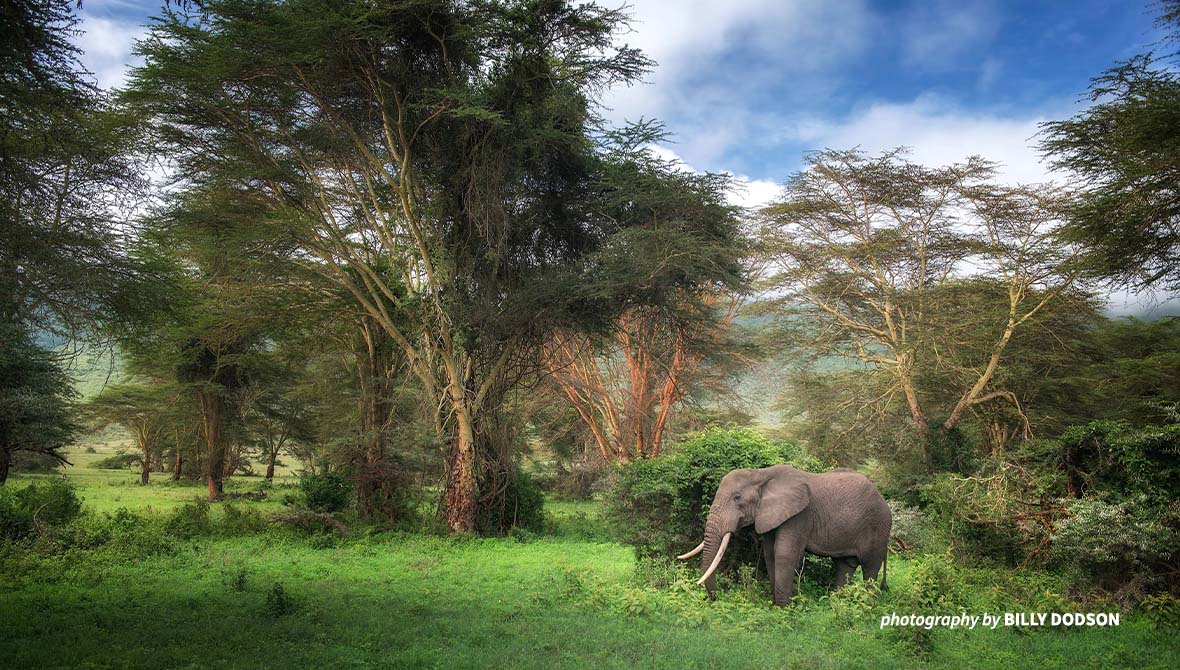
(84, 383, 180, 485)
(1, 0, 146, 336)
(543, 139, 748, 462)
(128, 0, 653, 532)
(760, 149, 1084, 459)
(1040, 1, 1180, 290)
(0, 323, 77, 484)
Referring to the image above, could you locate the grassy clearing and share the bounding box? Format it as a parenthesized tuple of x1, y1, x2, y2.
(10, 438, 299, 517)
(1, 476, 1176, 669)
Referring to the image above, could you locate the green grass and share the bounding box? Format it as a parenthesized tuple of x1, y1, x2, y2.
(1, 477, 1176, 669)
(9, 436, 301, 517)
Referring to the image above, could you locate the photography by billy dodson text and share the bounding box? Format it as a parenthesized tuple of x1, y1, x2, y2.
(879, 612, 1121, 630)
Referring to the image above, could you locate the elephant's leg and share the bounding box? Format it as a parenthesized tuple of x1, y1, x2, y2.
(860, 550, 885, 586)
(771, 531, 804, 607)
(833, 556, 858, 589)
(761, 536, 776, 595)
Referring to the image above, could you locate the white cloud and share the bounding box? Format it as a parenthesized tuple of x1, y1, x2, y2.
(601, 0, 872, 124)
(74, 13, 146, 90)
(646, 144, 780, 210)
(794, 95, 1066, 184)
(899, 0, 1000, 69)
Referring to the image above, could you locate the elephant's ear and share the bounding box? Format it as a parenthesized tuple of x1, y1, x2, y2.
(755, 476, 810, 534)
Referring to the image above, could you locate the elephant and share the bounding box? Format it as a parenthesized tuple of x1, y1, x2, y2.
(676, 465, 891, 607)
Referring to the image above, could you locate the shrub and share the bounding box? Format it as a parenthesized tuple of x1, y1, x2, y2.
(605, 427, 819, 570)
(887, 501, 945, 555)
(299, 471, 350, 513)
(270, 509, 349, 536)
(1049, 419, 1180, 502)
(91, 452, 140, 470)
(919, 472, 1037, 564)
(264, 582, 295, 617)
(829, 580, 881, 628)
(475, 469, 545, 535)
(1141, 593, 1180, 629)
(164, 499, 213, 538)
(902, 552, 967, 612)
(1050, 496, 1180, 592)
(220, 503, 269, 535)
(0, 479, 82, 540)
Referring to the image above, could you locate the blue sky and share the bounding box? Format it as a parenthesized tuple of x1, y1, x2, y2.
(73, 0, 1177, 314)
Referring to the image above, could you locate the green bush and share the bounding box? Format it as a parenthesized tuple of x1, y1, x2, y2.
(475, 469, 545, 535)
(164, 499, 213, 538)
(0, 479, 82, 540)
(919, 472, 1033, 564)
(605, 427, 820, 570)
(887, 501, 946, 555)
(1050, 496, 1180, 591)
(901, 552, 967, 612)
(1141, 593, 1180, 629)
(264, 582, 295, 617)
(91, 452, 140, 470)
(299, 472, 350, 513)
(220, 503, 269, 535)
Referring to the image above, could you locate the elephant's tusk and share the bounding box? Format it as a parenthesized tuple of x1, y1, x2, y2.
(676, 542, 705, 560)
(696, 533, 731, 586)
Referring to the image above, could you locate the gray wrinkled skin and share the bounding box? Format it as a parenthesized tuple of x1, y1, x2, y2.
(698, 465, 891, 607)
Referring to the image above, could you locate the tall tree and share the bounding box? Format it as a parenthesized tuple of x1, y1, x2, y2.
(1040, 1, 1180, 290)
(543, 140, 748, 462)
(127, 0, 654, 532)
(1, 0, 145, 336)
(760, 149, 1084, 460)
(0, 323, 77, 484)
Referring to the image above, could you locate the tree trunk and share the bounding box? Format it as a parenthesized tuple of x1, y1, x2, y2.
(200, 392, 225, 502)
(265, 450, 276, 481)
(444, 409, 478, 534)
(0, 447, 10, 485)
(172, 449, 183, 482)
(137, 429, 151, 485)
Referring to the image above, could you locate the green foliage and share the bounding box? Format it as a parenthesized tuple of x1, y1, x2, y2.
(887, 501, 946, 555)
(0, 324, 78, 481)
(264, 582, 295, 617)
(924, 426, 978, 475)
(1040, 3, 1180, 290)
(220, 503, 269, 535)
(0, 479, 82, 540)
(919, 473, 1027, 561)
(606, 427, 818, 563)
(1141, 593, 1180, 629)
(1050, 418, 1180, 501)
(1050, 497, 1180, 589)
(475, 469, 546, 536)
(91, 452, 140, 470)
(298, 472, 350, 514)
(828, 580, 881, 628)
(902, 552, 967, 612)
(164, 499, 213, 538)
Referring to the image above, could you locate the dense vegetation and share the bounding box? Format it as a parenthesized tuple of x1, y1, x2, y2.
(4, 0, 1180, 667)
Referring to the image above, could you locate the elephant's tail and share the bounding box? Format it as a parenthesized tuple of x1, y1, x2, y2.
(881, 552, 888, 591)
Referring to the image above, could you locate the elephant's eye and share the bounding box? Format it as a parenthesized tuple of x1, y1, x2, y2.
(733, 494, 742, 501)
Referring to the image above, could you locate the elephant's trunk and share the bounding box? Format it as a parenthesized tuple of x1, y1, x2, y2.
(697, 532, 731, 587)
(699, 504, 735, 598)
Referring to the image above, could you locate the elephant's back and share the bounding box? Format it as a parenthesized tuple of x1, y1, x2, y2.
(808, 470, 892, 531)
